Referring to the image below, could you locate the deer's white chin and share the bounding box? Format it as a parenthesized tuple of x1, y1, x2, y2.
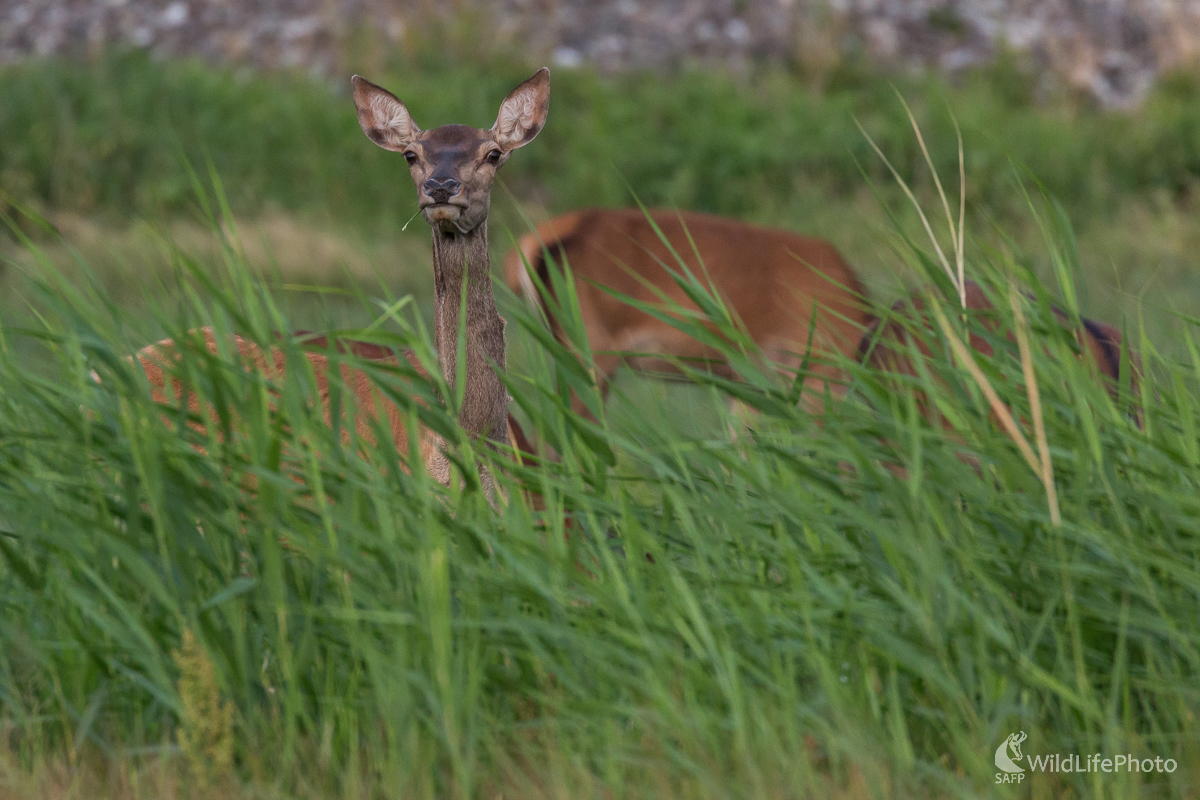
(424, 204, 485, 234)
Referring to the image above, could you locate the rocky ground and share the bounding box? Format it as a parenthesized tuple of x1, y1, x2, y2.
(2, 0, 1199, 108)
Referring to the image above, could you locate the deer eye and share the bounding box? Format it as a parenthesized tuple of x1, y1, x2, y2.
(403, 151, 418, 165)
(486, 149, 502, 165)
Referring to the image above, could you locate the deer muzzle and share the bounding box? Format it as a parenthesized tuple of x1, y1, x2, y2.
(423, 177, 461, 205)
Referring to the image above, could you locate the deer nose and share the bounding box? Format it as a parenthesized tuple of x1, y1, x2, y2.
(423, 177, 461, 204)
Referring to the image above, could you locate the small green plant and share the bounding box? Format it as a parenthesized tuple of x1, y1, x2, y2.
(173, 629, 234, 791)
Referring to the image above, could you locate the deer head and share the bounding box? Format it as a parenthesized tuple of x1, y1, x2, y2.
(350, 68, 550, 235)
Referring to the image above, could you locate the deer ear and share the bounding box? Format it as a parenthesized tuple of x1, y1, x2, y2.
(351, 75, 421, 152)
(491, 68, 550, 151)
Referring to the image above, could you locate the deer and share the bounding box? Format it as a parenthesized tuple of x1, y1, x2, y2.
(504, 208, 874, 419)
(135, 68, 551, 505)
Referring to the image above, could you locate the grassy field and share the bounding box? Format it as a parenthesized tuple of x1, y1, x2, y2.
(1, 48, 1200, 799)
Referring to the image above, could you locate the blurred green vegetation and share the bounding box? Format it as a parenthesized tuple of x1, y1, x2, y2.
(2, 51, 1199, 230)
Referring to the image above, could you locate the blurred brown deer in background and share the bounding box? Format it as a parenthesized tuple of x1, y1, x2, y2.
(505, 208, 873, 418)
(135, 330, 535, 469)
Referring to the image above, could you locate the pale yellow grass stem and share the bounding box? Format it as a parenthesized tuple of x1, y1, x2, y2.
(855, 105, 966, 308)
(1008, 281, 1061, 526)
(928, 300, 1041, 474)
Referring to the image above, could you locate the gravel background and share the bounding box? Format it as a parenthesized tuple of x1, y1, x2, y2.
(3, 0, 1199, 108)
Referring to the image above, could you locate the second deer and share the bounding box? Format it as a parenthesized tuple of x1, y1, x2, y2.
(505, 208, 873, 417)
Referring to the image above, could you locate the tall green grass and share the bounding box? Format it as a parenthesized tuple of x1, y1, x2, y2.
(1, 162, 1198, 799)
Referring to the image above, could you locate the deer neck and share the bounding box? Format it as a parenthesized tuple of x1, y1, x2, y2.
(430, 221, 508, 443)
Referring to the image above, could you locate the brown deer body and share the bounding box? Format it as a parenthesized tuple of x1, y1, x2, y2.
(135, 329, 530, 466)
(505, 208, 872, 415)
(136, 69, 551, 502)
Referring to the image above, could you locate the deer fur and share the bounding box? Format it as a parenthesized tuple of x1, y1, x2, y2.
(135, 329, 532, 467)
(505, 208, 873, 416)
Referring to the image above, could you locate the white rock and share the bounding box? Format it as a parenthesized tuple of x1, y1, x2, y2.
(553, 46, 582, 67)
(161, 2, 189, 29)
(724, 18, 749, 44)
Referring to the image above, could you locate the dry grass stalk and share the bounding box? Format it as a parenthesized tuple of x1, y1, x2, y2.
(1008, 280, 1062, 526)
(855, 99, 967, 309)
(927, 300, 1041, 476)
